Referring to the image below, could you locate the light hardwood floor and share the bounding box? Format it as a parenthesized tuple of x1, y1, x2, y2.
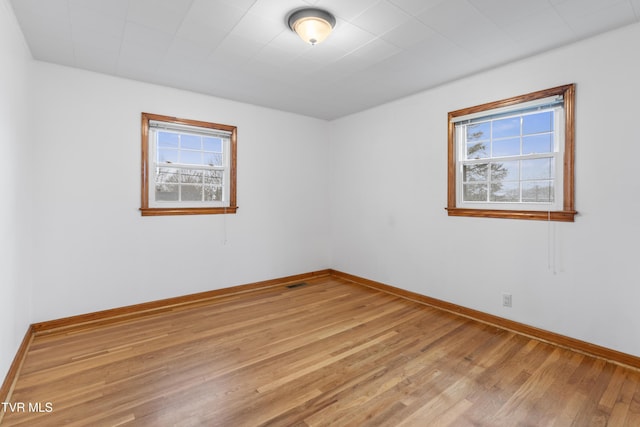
(2, 276, 639, 426)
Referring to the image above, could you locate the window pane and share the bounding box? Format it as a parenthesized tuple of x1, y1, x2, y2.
(492, 138, 520, 157)
(204, 186, 223, 201)
(155, 184, 179, 201)
(158, 149, 178, 163)
(204, 137, 223, 152)
(181, 184, 203, 201)
(522, 181, 554, 202)
(523, 111, 553, 135)
(463, 183, 487, 201)
(492, 117, 520, 138)
(180, 169, 203, 183)
(204, 170, 224, 201)
(466, 122, 490, 142)
(523, 134, 553, 154)
(522, 158, 553, 180)
(204, 170, 223, 185)
(204, 153, 223, 167)
(181, 134, 201, 150)
(463, 164, 488, 182)
(158, 132, 178, 149)
(491, 161, 519, 182)
(466, 142, 489, 159)
(180, 150, 204, 165)
(490, 182, 519, 202)
(156, 167, 179, 184)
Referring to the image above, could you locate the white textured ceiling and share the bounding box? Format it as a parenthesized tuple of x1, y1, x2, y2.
(9, 0, 640, 120)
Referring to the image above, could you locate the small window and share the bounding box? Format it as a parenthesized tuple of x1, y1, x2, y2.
(140, 113, 237, 216)
(447, 84, 576, 221)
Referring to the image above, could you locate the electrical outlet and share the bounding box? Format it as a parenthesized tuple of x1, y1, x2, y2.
(502, 293, 512, 308)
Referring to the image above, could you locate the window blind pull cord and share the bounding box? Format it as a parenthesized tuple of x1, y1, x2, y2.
(547, 209, 557, 275)
(222, 206, 228, 245)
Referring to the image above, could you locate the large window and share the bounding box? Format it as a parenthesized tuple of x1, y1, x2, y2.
(447, 84, 576, 221)
(140, 113, 237, 216)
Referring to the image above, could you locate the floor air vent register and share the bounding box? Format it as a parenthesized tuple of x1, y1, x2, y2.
(286, 282, 308, 289)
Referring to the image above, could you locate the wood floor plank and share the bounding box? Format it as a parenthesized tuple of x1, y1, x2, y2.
(625, 380, 640, 426)
(607, 372, 640, 426)
(2, 277, 639, 426)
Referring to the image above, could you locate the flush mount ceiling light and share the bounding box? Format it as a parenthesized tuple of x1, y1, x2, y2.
(287, 8, 336, 45)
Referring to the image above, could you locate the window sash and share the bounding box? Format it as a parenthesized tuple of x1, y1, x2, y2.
(455, 106, 564, 211)
(148, 125, 231, 208)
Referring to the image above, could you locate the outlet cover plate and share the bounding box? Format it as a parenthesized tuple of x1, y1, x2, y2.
(502, 293, 512, 307)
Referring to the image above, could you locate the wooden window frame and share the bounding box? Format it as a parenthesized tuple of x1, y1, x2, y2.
(140, 112, 238, 216)
(447, 84, 576, 222)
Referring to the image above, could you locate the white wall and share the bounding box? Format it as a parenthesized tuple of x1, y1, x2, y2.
(330, 22, 640, 357)
(29, 63, 331, 322)
(0, 0, 33, 381)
